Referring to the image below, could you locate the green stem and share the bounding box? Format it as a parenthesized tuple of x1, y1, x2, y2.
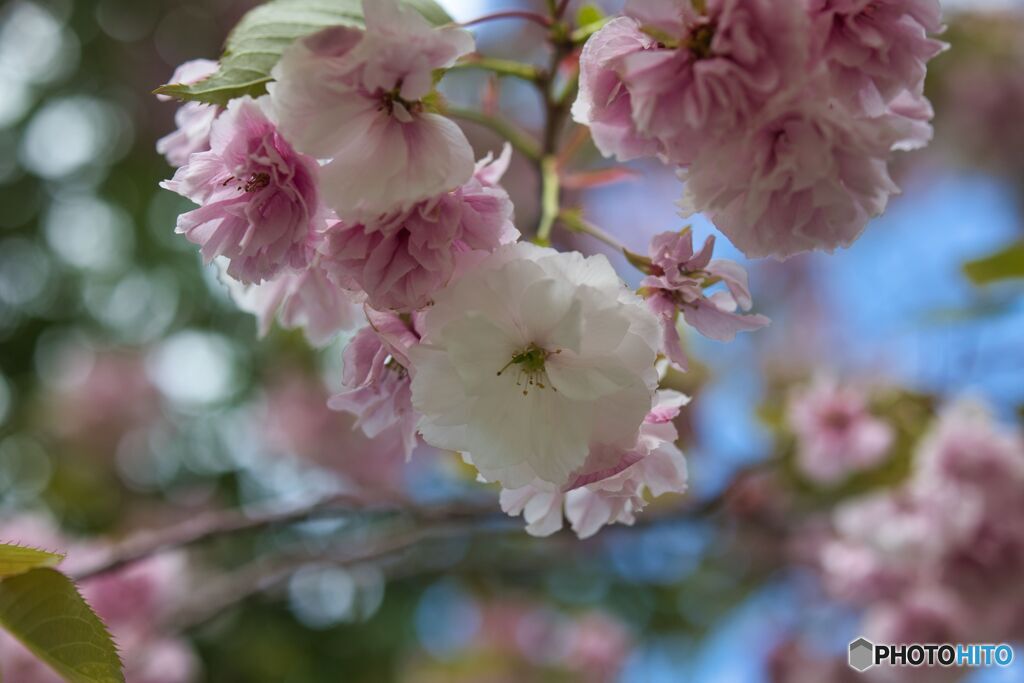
(445, 106, 542, 162)
(449, 56, 542, 83)
(570, 18, 610, 44)
(535, 156, 560, 246)
(558, 209, 652, 271)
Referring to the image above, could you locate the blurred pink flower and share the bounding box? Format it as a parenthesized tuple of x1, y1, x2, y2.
(156, 59, 219, 167)
(641, 230, 768, 370)
(263, 371, 410, 492)
(221, 257, 363, 347)
(318, 146, 518, 312)
(564, 612, 633, 681)
(787, 377, 894, 484)
(0, 516, 199, 683)
(913, 400, 1024, 496)
(269, 0, 475, 219)
(162, 97, 322, 284)
(810, 0, 945, 116)
(328, 309, 422, 460)
(820, 399, 1024, 644)
(49, 349, 164, 454)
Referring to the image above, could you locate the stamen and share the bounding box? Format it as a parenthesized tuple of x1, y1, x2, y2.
(496, 343, 560, 396)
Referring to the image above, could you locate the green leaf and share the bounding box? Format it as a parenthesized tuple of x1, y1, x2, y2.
(154, 0, 453, 106)
(0, 568, 124, 683)
(575, 3, 605, 28)
(0, 542, 64, 578)
(963, 241, 1024, 285)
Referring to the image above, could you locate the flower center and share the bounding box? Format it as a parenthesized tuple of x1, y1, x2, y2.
(686, 21, 715, 59)
(244, 172, 270, 193)
(496, 343, 561, 396)
(384, 354, 408, 378)
(378, 84, 423, 118)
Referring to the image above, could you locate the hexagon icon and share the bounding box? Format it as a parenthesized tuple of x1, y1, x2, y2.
(849, 637, 875, 672)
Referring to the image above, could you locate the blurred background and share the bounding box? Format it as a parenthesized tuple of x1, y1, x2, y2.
(0, 0, 1022, 681)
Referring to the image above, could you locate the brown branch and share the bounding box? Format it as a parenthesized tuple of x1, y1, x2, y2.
(71, 494, 499, 582)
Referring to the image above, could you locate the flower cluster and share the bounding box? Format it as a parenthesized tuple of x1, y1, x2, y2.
(574, 0, 945, 258)
(155, 0, 942, 538)
(819, 400, 1024, 644)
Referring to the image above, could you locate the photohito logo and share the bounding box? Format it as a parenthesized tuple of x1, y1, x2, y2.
(848, 637, 1014, 672)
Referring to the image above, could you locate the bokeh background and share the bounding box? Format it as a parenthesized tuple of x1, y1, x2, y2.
(0, 0, 1022, 681)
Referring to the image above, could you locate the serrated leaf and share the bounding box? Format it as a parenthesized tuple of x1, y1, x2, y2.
(0, 542, 64, 578)
(155, 0, 454, 106)
(963, 241, 1024, 285)
(0, 568, 124, 683)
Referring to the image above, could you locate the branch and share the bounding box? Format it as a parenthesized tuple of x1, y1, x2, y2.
(71, 494, 498, 581)
(449, 55, 542, 83)
(461, 10, 552, 29)
(165, 518, 509, 632)
(557, 209, 651, 270)
(444, 106, 542, 162)
(535, 156, 561, 245)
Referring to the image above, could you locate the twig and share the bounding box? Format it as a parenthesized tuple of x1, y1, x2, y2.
(535, 156, 561, 245)
(450, 55, 542, 83)
(461, 10, 552, 29)
(72, 495, 497, 581)
(445, 106, 542, 162)
(166, 518, 508, 632)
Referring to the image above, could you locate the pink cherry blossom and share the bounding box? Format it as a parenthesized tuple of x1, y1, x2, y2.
(262, 372, 410, 493)
(571, 17, 663, 162)
(162, 97, 322, 284)
(318, 146, 518, 312)
(156, 59, 219, 167)
(500, 391, 689, 538)
(641, 230, 769, 370)
(680, 95, 904, 259)
(221, 257, 363, 347)
(574, 0, 810, 165)
(819, 400, 1024, 644)
(328, 308, 422, 459)
(810, 0, 945, 117)
(269, 0, 475, 219)
(787, 377, 894, 484)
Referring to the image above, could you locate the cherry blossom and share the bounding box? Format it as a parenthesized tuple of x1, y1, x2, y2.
(162, 97, 322, 284)
(269, 0, 475, 219)
(787, 377, 894, 484)
(641, 229, 768, 369)
(679, 94, 905, 258)
(574, 0, 810, 165)
(318, 146, 518, 312)
(500, 390, 689, 538)
(809, 0, 945, 117)
(329, 309, 422, 460)
(156, 59, 219, 167)
(220, 257, 363, 347)
(409, 243, 660, 489)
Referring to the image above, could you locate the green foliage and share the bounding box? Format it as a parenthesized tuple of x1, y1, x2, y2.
(0, 568, 124, 683)
(963, 241, 1024, 285)
(574, 3, 605, 28)
(154, 0, 453, 106)
(0, 542, 64, 578)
